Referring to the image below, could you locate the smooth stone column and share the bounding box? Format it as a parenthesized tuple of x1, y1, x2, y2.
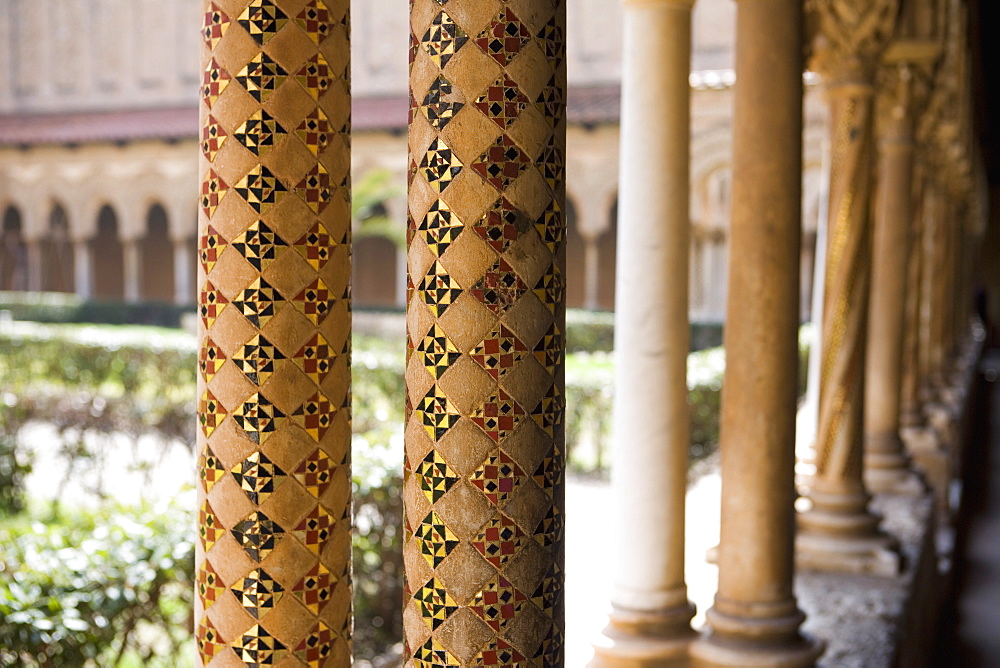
(591, 0, 696, 664)
(173, 237, 193, 305)
(24, 238, 42, 292)
(581, 233, 600, 311)
(72, 238, 92, 300)
(899, 170, 926, 430)
(863, 63, 925, 495)
(690, 1, 823, 665)
(123, 238, 141, 303)
(796, 0, 901, 577)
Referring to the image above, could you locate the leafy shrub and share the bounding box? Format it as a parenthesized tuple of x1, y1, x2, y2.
(0, 500, 195, 667)
(0, 291, 193, 328)
(0, 316, 782, 662)
(564, 310, 725, 354)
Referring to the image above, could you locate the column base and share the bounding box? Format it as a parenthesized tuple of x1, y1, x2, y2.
(903, 425, 951, 518)
(690, 606, 824, 668)
(690, 633, 824, 668)
(863, 445, 926, 496)
(794, 528, 900, 577)
(590, 604, 697, 667)
(863, 465, 928, 495)
(863, 434, 927, 495)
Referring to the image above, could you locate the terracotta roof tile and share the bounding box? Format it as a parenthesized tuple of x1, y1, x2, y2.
(0, 87, 631, 147)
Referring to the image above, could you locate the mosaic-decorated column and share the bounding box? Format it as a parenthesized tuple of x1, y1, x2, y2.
(591, 0, 696, 664)
(690, 1, 823, 665)
(862, 59, 927, 495)
(796, 0, 901, 577)
(195, 1, 352, 665)
(403, 0, 566, 664)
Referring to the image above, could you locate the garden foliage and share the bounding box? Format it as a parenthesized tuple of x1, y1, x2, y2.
(0, 314, 750, 664)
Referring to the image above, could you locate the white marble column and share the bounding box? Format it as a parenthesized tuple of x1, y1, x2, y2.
(73, 238, 92, 300)
(122, 238, 140, 303)
(24, 238, 42, 292)
(591, 0, 696, 663)
(172, 237, 192, 305)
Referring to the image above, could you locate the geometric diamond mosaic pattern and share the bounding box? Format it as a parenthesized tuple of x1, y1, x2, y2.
(197, 1, 350, 664)
(405, 1, 566, 662)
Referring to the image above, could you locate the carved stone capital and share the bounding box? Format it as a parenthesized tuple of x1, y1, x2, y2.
(806, 0, 901, 85)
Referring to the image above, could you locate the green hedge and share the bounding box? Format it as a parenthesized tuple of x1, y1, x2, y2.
(0, 293, 727, 354)
(0, 501, 194, 667)
(0, 292, 192, 329)
(0, 317, 756, 663)
(563, 309, 724, 353)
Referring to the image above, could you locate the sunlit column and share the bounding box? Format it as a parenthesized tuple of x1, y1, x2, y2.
(194, 1, 352, 664)
(123, 237, 141, 303)
(590, 0, 696, 664)
(72, 237, 92, 300)
(403, 1, 567, 664)
(899, 169, 927, 430)
(796, 0, 901, 576)
(690, 1, 823, 665)
(24, 237, 42, 292)
(863, 56, 932, 496)
(174, 236, 193, 305)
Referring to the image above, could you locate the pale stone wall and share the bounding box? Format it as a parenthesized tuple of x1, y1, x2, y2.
(0, 0, 737, 114)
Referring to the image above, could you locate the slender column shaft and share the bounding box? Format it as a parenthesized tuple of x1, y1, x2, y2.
(928, 189, 949, 387)
(917, 182, 940, 392)
(800, 81, 880, 524)
(582, 235, 600, 311)
(863, 68, 922, 493)
(173, 238, 193, 305)
(123, 239, 141, 303)
(25, 239, 42, 292)
(195, 1, 352, 664)
(592, 0, 695, 663)
(692, 1, 821, 664)
(942, 207, 965, 358)
(941, 201, 960, 357)
(899, 172, 925, 428)
(73, 239, 92, 300)
(796, 0, 900, 576)
(403, 1, 566, 663)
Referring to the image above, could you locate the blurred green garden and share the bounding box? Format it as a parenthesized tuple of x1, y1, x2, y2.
(0, 293, 766, 666)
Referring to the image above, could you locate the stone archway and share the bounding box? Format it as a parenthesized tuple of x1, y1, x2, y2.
(140, 204, 174, 303)
(0, 206, 26, 291)
(91, 205, 124, 300)
(42, 205, 75, 293)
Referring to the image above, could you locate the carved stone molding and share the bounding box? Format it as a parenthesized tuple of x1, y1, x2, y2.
(806, 0, 900, 83)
